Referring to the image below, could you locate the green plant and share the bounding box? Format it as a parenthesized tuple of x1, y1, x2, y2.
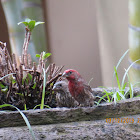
(0, 18, 63, 110)
(96, 50, 140, 105)
(40, 68, 46, 109)
(18, 18, 44, 32)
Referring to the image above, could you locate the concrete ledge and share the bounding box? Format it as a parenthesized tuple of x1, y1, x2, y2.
(0, 114, 140, 140)
(1, 97, 140, 128)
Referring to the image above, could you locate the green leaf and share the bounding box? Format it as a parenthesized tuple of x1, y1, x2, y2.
(112, 49, 129, 88)
(12, 79, 17, 84)
(18, 18, 44, 32)
(97, 94, 109, 105)
(121, 59, 140, 88)
(18, 21, 29, 26)
(32, 83, 36, 89)
(36, 54, 40, 58)
(1, 88, 8, 93)
(24, 104, 27, 111)
(43, 53, 52, 60)
(117, 91, 125, 100)
(18, 19, 31, 26)
(27, 73, 32, 81)
(114, 67, 121, 90)
(0, 83, 5, 88)
(114, 49, 129, 72)
(103, 90, 111, 102)
(122, 82, 127, 91)
(40, 68, 46, 109)
(15, 93, 24, 97)
(28, 20, 36, 31)
(33, 104, 50, 110)
(35, 21, 45, 26)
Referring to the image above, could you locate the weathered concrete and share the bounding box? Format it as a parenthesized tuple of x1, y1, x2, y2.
(1, 115, 140, 140)
(1, 97, 140, 139)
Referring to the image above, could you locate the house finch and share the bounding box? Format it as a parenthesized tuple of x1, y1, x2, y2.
(62, 69, 95, 107)
(53, 81, 79, 108)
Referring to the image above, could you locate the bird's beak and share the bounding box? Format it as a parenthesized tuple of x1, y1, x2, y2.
(62, 72, 68, 77)
(52, 85, 56, 90)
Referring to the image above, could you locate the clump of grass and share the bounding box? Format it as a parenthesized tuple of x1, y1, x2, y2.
(96, 50, 140, 105)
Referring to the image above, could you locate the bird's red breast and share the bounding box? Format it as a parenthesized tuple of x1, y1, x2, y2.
(68, 80, 84, 98)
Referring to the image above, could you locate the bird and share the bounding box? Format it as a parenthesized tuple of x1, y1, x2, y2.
(52, 81, 79, 108)
(62, 69, 95, 107)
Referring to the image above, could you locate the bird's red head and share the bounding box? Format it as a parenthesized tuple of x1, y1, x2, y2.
(62, 69, 81, 81)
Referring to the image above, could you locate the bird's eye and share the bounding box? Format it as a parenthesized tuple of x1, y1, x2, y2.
(69, 71, 72, 74)
(59, 84, 62, 87)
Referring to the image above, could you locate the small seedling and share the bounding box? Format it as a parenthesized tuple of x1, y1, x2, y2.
(18, 18, 44, 32)
(36, 51, 51, 60)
